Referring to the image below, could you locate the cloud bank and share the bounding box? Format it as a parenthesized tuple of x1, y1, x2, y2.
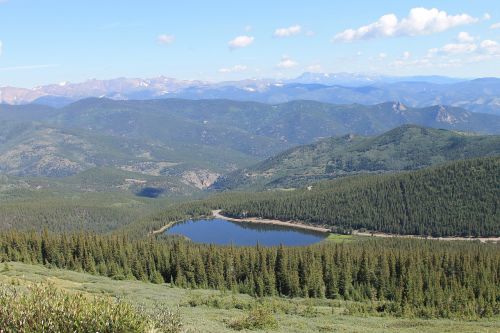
(333, 8, 478, 42)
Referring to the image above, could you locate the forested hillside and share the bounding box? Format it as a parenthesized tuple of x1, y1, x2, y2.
(1, 231, 498, 319)
(1, 99, 499, 197)
(217, 157, 500, 237)
(212, 125, 500, 190)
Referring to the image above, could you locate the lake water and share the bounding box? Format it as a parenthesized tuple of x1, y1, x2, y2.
(165, 218, 327, 246)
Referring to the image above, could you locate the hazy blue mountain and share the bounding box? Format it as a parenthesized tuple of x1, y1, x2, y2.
(0, 98, 499, 195)
(1, 74, 499, 115)
(164, 78, 500, 115)
(289, 72, 466, 86)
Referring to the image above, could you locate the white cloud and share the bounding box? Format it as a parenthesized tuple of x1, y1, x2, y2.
(218, 64, 248, 73)
(392, 55, 465, 69)
(480, 40, 500, 55)
(277, 56, 298, 69)
(483, 13, 491, 21)
(392, 58, 433, 69)
(457, 31, 475, 43)
(398, 35, 500, 70)
(274, 25, 302, 37)
(378, 52, 387, 59)
(425, 31, 481, 57)
(157, 34, 175, 45)
(333, 7, 478, 42)
(306, 64, 322, 72)
(403, 51, 411, 59)
(491, 22, 500, 29)
(228, 35, 254, 49)
(428, 32, 499, 58)
(438, 42, 478, 54)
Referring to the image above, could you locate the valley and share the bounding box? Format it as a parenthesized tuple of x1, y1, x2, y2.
(2, 2, 500, 330)
(1, 99, 498, 198)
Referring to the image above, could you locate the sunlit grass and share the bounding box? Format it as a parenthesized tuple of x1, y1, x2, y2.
(323, 233, 356, 243)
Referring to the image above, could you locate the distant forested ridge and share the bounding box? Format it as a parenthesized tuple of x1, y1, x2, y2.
(0, 98, 499, 196)
(212, 125, 500, 190)
(217, 157, 500, 237)
(1, 99, 500, 178)
(0, 231, 498, 319)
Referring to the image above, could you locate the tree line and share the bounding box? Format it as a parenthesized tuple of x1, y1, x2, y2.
(217, 157, 499, 237)
(0, 230, 498, 319)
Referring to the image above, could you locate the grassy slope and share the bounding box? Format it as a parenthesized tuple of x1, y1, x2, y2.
(1, 262, 499, 333)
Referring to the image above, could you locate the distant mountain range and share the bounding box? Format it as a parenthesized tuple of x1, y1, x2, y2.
(1, 73, 500, 115)
(211, 125, 500, 191)
(0, 98, 499, 195)
(290, 72, 466, 86)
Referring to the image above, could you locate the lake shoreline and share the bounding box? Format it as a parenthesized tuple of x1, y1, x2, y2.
(150, 219, 186, 235)
(212, 210, 331, 233)
(212, 210, 500, 243)
(352, 230, 500, 243)
(152, 211, 500, 243)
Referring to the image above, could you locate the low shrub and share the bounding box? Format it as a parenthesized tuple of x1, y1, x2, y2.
(228, 304, 279, 331)
(0, 282, 186, 333)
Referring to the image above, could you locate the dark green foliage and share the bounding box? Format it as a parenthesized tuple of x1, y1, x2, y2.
(218, 157, 499, 237)
(0, 231, 499, 319)
(212, 125, 500, 190)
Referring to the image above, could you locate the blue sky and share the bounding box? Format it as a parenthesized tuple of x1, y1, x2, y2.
(0, 0, 499, 87)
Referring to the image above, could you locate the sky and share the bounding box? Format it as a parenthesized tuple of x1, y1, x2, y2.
(0, 0, 499, 87)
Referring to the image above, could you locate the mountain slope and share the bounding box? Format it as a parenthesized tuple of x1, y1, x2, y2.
(218, 157, 500, 237)
(0, 98, 499, 195)
(212, 125, 500, 190)
(55, 98, 500, 142)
